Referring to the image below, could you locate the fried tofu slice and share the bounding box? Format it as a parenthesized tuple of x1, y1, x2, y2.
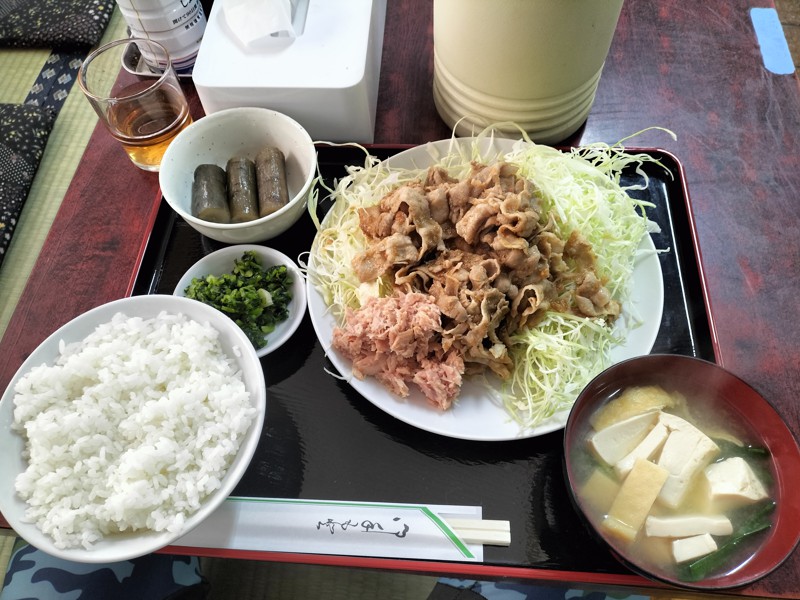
(590, 385, 676, 431)
(602, 458, 669, 543)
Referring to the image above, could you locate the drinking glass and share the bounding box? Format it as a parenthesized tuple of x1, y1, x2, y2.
(78, 38, 193, 171)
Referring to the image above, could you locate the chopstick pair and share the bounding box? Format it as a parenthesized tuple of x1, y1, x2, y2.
(446, 518, 511, 546)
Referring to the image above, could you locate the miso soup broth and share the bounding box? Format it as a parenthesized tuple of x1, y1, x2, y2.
(570, 384, 776, 583)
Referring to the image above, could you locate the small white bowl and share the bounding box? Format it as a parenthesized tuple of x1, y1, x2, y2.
(174, 245, 307, 357)
(0, 295, 266, 563)
(160, 107, 317, 243)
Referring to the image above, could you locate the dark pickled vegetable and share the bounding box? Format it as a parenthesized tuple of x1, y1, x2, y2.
(226, 157, 258, 223)
(255, 146, 290, 217)
(191, 164, 230, 223)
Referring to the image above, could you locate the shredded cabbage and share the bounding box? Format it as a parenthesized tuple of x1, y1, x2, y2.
(307, 150, 407, 318)
(505, 141, 660, 298)
(307, 131, 670, 430)
(502, 312, 621, 427)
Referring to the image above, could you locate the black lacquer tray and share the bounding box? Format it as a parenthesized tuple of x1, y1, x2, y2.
(133, 145, 713, 574)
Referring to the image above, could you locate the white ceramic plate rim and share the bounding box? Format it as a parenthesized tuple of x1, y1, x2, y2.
(306, 138, 664, 441)
(173, 244, 308, 357)
(0, 295, 266, 562)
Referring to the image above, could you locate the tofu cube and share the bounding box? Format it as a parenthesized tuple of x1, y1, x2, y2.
(656, 414, 720, 508)
(704, 456, 768, 506)
(588, 411, 659, 466)
(601, 458, 669, 543)
(645, 514, 733, 537)
(614, 421, 669, 478)
(672, 533, 718, 563)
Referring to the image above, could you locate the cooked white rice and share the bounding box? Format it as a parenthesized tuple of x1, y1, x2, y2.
(11, 311, 256, 550)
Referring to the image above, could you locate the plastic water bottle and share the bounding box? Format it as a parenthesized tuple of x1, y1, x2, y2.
(116, 0, 207, 75)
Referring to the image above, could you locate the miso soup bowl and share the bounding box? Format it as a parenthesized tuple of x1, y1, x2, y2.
(160, 107, 317, 243)
(563, 354, 800, 590)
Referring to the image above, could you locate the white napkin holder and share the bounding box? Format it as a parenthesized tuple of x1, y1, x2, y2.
(192, 0, 387, 143)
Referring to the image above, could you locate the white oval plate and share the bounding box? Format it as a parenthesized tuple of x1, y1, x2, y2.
(307, 138, 664, 441)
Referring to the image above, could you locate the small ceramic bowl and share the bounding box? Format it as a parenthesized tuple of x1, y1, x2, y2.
(563, 354, 800, 590)
(159, 107, 317, 243)
(174, 244, 307, 357)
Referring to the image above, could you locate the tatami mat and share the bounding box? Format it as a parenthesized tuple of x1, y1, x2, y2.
(0, 11, 127, 338)
(0, 532, 16, 582)
(0, 51, 51, 103)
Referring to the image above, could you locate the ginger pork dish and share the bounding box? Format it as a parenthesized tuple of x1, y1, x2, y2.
(309, 138, 664, 433)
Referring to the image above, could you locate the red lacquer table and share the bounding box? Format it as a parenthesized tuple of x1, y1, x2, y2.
(2, 1, 799, 597)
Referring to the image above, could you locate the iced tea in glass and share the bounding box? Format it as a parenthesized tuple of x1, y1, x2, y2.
(78, 38, 192, 171)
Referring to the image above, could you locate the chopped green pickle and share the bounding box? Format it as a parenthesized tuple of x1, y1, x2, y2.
(184, 250, 293, 349)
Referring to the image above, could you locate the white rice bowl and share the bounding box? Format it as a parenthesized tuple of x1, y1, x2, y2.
(0, 295, 266, 563)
